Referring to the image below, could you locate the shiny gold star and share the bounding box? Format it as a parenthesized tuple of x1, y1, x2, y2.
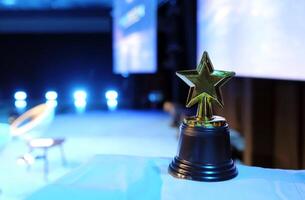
(176, 51, 235, 121)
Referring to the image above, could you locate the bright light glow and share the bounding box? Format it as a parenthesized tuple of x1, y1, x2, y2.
(46, 100, 58, 108)
(45, 91, 58, 100)
(74, 99, 87, 108)
(2, 0, 16, 6)
(14, 100, 27, 109)
(107, 99, 118, 111)
(105, 90, 118, 100)
(14, 91, 27, 100)
(73, 90, 87, 100)
(73, 90, 87, 112)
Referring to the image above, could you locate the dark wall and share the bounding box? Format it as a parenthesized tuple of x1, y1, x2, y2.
(0, 33, 119, 101)
(0, 0, 197, 107)
(217, 78, 305, 169)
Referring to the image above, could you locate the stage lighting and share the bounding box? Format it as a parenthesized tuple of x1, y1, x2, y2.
(148, 91, 163, 103)
(107, 99, 118, 111)
(46, 100, 58, 108)
(14, 91, 27, 101)
(105, 90, 118, 111)
(15, 100, 27, 109)
(73, 90, 87, 101)
(45, 91, 58, 101)
(73, 90, 87, 111)
(105, 90, 118, 100)
(74, 99, 87, 108)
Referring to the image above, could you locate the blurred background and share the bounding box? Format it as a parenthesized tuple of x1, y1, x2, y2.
(0, 0, 304, 199)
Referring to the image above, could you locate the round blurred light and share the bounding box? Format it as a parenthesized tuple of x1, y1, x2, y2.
(14, 100, 27, 109)
(105, 90, 118, 100)
(148, 91, 163, 103)
(107, 99, 118, 110)
(46, 100, 58, 108)
(73, 90, 87, 100)
(45, 91, 58, 100)
(74, 99, 87, 108)
(14, 91, 27, 100)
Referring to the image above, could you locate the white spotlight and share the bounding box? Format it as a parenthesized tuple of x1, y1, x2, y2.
(46, 100, 58, 108)
(105, 90, 118, 100)
(105, 90, 118, 111)
(107, 99, 118, 111)
(73, 90, 87, 101)
(45, 91, 58, 101)
(73, 90, 87, 112)
(15, 100, 27, 109)
(74, 99, 87, 108)
(14, 91, 27, 101)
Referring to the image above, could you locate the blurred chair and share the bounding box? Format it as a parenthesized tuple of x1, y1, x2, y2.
(10, 104, 66, 180)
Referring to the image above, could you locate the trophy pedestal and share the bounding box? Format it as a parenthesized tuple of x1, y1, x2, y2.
(169, 122, 238, 182)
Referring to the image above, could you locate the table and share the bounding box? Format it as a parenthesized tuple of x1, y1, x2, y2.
(26, 155, 305, 200)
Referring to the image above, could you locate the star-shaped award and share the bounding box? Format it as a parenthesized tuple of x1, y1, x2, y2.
(176, 51, 235, 126)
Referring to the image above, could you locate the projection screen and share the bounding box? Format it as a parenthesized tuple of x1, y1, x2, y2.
(197, 0, 305, 81)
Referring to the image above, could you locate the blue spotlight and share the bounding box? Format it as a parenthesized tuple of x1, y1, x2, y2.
(74, 99, 87, 108)
(45, 91, 58, 108)
(105, 90, 118, 100)
(46, 100, 58, 108)
(73, 90, 87, 111)
(14, 91, 27, 110)
(45, 91, 58, 101)
(74, 90, 87, 101)
(105, 90, 118, 111)
(107, 99, 118, 111)
(148, 91, 164, 103)
(14, 91, 27, 101)
(15, 100, 27, 109)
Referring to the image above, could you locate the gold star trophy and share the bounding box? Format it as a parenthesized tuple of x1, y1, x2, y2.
(168, 51, 238, 182)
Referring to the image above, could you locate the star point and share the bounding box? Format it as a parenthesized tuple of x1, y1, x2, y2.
(176, 51, 235, 121)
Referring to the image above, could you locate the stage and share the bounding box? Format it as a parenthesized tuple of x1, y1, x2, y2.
(0, 110, 178, 200)
(25, 155, 305, 200)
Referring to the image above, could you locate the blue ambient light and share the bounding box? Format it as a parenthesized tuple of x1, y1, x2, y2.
(105, 90, 118, 100)
(74, 90, 87, 101)
(74, 99, 87, 108)
(107, 99, 118, 111)
(73, 90, 87, 110)
(105, 90, 118, 110)
(2, 0, 16, 6)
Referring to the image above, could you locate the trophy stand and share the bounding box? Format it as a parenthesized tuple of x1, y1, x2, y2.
(168, 51, 238, 182)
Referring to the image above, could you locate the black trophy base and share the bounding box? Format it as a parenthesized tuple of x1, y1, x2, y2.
(169, 121, 238, 182)
(169, 157, 237, 182)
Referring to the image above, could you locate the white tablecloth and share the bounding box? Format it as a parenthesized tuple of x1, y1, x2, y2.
(26, 155, 305, 200)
